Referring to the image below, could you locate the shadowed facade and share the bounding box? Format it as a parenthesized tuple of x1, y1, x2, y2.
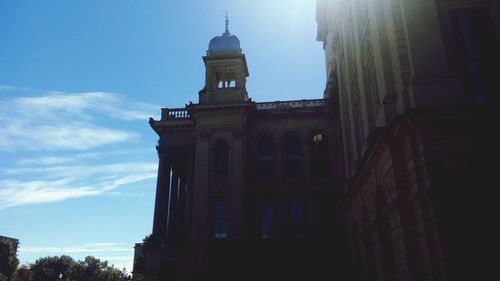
(316, 0, 499, 280)
(133, 18, 344, 281)
(134, 1, 499, 280)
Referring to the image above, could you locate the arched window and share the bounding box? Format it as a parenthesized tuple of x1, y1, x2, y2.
(311, 133, 331, 177)
(285, 134, 303, 177)
(258, 136, 274, 180)
(214, 140, 229, 174)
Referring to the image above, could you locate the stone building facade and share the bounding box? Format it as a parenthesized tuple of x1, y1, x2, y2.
(316, 0, 499, 280)
(133, 21, 345, 281)
(135, 1, 499, 280)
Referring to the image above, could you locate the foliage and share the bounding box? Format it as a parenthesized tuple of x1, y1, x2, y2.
(130, 273, 143, 281)
(0, 239, 19, 281)
(16, 265, 32, 281)
(72, 256, 128, 281)
(141, 234, 152, 247)
(30, 255, 76, 281)
(29, 255, 130, 281)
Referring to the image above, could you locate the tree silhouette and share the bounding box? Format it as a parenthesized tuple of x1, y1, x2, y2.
(0, 239, 19, 281)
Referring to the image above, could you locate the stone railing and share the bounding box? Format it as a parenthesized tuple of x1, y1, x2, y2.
(256, 99, 327, 110)
(161, 108, 190, 120)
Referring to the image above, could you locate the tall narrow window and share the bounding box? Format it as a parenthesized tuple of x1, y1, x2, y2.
(312, 133, 331, 177)
(258, 136, 274, 180)
(214, 200, 228, 239)
(261, 203, 274, 239)
(285, 134, 302, 177)
(451, 8, 499, 104)
(290, 201, 304, 238)
(214, 140, 229, 175)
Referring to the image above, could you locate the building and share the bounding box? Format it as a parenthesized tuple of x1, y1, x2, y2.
(135, 1, 499, 280)
(316, 0, 499, 280)
(133, 18, 345, 281)
(0, 235, 19, 252)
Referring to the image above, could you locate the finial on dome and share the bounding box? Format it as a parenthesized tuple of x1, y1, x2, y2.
(207, 13, 241, 53)
(224, 12, 230, 35)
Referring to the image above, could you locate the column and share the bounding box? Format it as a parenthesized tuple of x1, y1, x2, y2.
(231, 128, 245, 239)
(176, 175, 187, 240)
(190, 130, 210, 241)
(184, 147, 195, 240)
(303, 138, 311, 181)
(168, 167, 179, 240)
(152, 146, 171, 239)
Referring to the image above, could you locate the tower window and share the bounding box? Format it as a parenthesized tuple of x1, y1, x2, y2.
(214, 140, 229, 175)
(258, 136, 275, 180)
(285, 134, 303, 177)
(311, 133, 331, 177)
(261, 203, 274, 239)
(214, 200, 228, 239)
(451, 7, 499, 104)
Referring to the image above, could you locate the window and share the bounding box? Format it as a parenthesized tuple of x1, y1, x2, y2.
(258, 136, 275, 180)
(290, 201, 304, 238)
(214, 140, 229, 175)
(214, 201, 228, 239)
(451, 7, 499, 104)
(311, 133, 331, 177)
(261, 203, 274, 239)
(285, 134, 303, 177)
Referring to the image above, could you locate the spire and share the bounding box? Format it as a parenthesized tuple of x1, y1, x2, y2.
(224, 12, 230, 35)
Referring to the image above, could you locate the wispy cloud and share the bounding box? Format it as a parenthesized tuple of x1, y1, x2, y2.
(0, 84, 32, 93)
(19, 243, 135, 271)
(0, 88, 159, 151)
(16, 148, 154, 166)
(0, 162, 157, 210)
(0, 86, 160, 210)
(19, 243, 131, 254)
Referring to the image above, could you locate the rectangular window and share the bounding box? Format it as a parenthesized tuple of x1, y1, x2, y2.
(261, 203, 274, 239)
(290, 201, 305, 238)
(214, 200, 228, 239)
(451, 7, 499, 104)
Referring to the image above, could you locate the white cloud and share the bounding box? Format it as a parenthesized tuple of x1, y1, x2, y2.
(18, 243, 134, 272)
(0, 84, 32, 93)
(19, 243, 131, 254)
(3, 162, 157, 177)
(0, 162, 157, 210)
(16, 148, 154, 166)
(0, 180, 101, 209)
(0, 87, 160, 210)
(0, 89, 159, 151)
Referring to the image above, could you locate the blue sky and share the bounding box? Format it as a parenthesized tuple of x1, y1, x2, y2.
(0, 0, 325, 272)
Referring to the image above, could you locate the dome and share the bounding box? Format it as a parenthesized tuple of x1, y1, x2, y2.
(208, 31, 241, 52)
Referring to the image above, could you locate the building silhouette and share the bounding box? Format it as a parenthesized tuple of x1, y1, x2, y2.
(134, 1, 499, 280)
(316, 0, 499, 280)
(133, 16, 344, 281)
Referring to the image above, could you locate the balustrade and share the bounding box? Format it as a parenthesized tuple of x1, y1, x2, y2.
(161, 108, 190, 120)
(256, 99, 327, 110)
